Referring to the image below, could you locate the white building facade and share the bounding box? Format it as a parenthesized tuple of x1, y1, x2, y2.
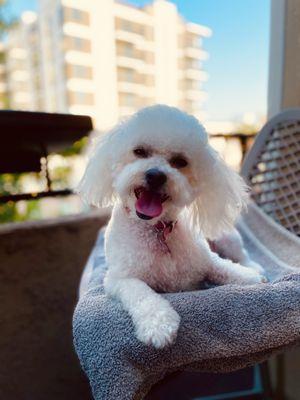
(4, 0, 211, 130)
(4, 12, 43, 111)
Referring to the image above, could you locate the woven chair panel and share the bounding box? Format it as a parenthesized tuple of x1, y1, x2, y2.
(248, 121, 300, 236)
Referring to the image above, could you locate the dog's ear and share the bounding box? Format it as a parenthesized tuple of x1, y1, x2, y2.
(188, 146, 249, 240)
(77, 125, 122, 207)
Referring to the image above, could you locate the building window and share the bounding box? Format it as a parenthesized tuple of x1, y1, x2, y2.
(117, 42, 135, 58)
(68, 91, 94, 105)
(185, 100, 196, 111)
(67, 64, 93, 79)
(120, 93, 136, 107)
(74, 37, 86, 51)
(65, 36, 91, 53)
(63, 6, 90, 25)
(116, 18, 144, 36)
(186, 59, 201, 70)
(118, 67, 135, 82)
(121, 19, 134, 33)
(186, 79, 200, 90)
(71, 9, 83, 22)
(123, 43, 134, 57)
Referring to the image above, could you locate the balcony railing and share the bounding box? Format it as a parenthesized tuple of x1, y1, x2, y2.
(0, 110, 92, 203)
(0, 110, 256, 207)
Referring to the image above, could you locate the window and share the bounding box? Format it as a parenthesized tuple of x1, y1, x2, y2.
(118, 68, 135, 82)
(74, 38, 85, 51)
(67, 64, 93, 79)
(121, 93, 136, 107)
(186, 79, 200, 90)
(68, 91, 94, 105)
(63, 6, 90, 25)
(121, 19, 134, 33)
(186, 59, 201, 70)
(65, 36, 91, 53)
(124, 43, 134, 57)
(116, 18, 144, 36)
(74, 65, 92, 79)
(71, 9, 83, 22)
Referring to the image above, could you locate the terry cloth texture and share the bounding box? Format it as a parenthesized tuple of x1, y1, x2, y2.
(73, 230, 300, 400)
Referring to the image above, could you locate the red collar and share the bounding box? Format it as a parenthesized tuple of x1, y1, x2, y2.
(153, 220, 177, 254)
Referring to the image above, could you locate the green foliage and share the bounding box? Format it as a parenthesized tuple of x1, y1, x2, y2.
(50, 165, 72, 188)
(0, 173, 39, 223)
(0, 173, 20, 223)
(0, 138, 89, 223)
(0, 197, 39, 223)
(59, 136, 88, 157)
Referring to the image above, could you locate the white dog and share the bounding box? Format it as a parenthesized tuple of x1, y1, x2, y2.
(78, 105, 265, 349)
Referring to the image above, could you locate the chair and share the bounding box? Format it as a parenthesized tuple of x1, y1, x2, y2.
(147, 108, 300, 400)
(239, 108, 300, 399)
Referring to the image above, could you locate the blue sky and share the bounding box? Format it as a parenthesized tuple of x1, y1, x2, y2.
(7, 0, 271, 122)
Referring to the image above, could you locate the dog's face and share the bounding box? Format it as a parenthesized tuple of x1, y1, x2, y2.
(112, 125, 204, 223)
(78, 105, 248, 239)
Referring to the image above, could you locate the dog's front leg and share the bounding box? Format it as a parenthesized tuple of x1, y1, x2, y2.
(206, 250, 267, 285)
(104, 276, 180, 349)
(211, 229, 265, 274)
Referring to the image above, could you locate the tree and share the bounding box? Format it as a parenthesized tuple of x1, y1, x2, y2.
(0, 1, 12, 36)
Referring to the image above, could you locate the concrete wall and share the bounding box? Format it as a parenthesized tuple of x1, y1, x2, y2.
(268, 0, 300, 117)
(0, 210, 109, 400)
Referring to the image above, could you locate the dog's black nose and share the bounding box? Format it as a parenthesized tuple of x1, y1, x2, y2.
(145, 168, 167, 189)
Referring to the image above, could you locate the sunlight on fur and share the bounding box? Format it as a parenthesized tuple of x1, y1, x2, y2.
(77, 105, 266, 348)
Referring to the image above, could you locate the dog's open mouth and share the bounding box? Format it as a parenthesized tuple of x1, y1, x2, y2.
(134, 187, 169, 220)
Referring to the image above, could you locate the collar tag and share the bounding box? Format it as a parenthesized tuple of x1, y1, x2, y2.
(153, 220, 177, 254)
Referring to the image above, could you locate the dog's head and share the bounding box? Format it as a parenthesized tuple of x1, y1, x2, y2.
(78, 105, 248, 239)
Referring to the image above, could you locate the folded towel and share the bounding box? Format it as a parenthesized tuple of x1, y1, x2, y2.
(73, 231, 300, 400)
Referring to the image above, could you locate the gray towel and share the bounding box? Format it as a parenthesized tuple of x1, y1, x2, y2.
(73, 231, 300, 400)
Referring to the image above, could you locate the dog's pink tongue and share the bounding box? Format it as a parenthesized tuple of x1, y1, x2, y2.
(135, 190, 163, 218)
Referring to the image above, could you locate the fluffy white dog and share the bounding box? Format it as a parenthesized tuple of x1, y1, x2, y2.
(78, 105, 265, 349)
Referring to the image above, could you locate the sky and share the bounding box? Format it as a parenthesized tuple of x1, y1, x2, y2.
(6, 0, 271, 123)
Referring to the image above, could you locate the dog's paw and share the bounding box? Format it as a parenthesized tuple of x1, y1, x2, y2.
(135, 306, 180, 349)
(240, 267, 268, 284)
(244, 259, 265, 275)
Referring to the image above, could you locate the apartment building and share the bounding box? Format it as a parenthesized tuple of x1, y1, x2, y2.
(4, 0, 211, 130)
(4, 12, 43, 111)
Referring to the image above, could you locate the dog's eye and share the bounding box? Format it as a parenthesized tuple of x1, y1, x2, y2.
(133, 147, 149, 158)
(170, 156, 188, 169)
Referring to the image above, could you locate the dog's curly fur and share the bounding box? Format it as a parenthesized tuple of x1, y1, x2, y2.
(78, 105, 265, 349)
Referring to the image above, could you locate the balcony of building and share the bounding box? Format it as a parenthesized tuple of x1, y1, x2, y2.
(63, 22, 91, 41)
(182, 47, 209, 61)
(64, 50, 93, 67)
(185, 22, 212, 38)
(181, 69, 208, 81)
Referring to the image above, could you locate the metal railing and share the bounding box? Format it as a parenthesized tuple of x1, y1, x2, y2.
(0, 110, 256, 204)
(0, 110, 92, 203)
